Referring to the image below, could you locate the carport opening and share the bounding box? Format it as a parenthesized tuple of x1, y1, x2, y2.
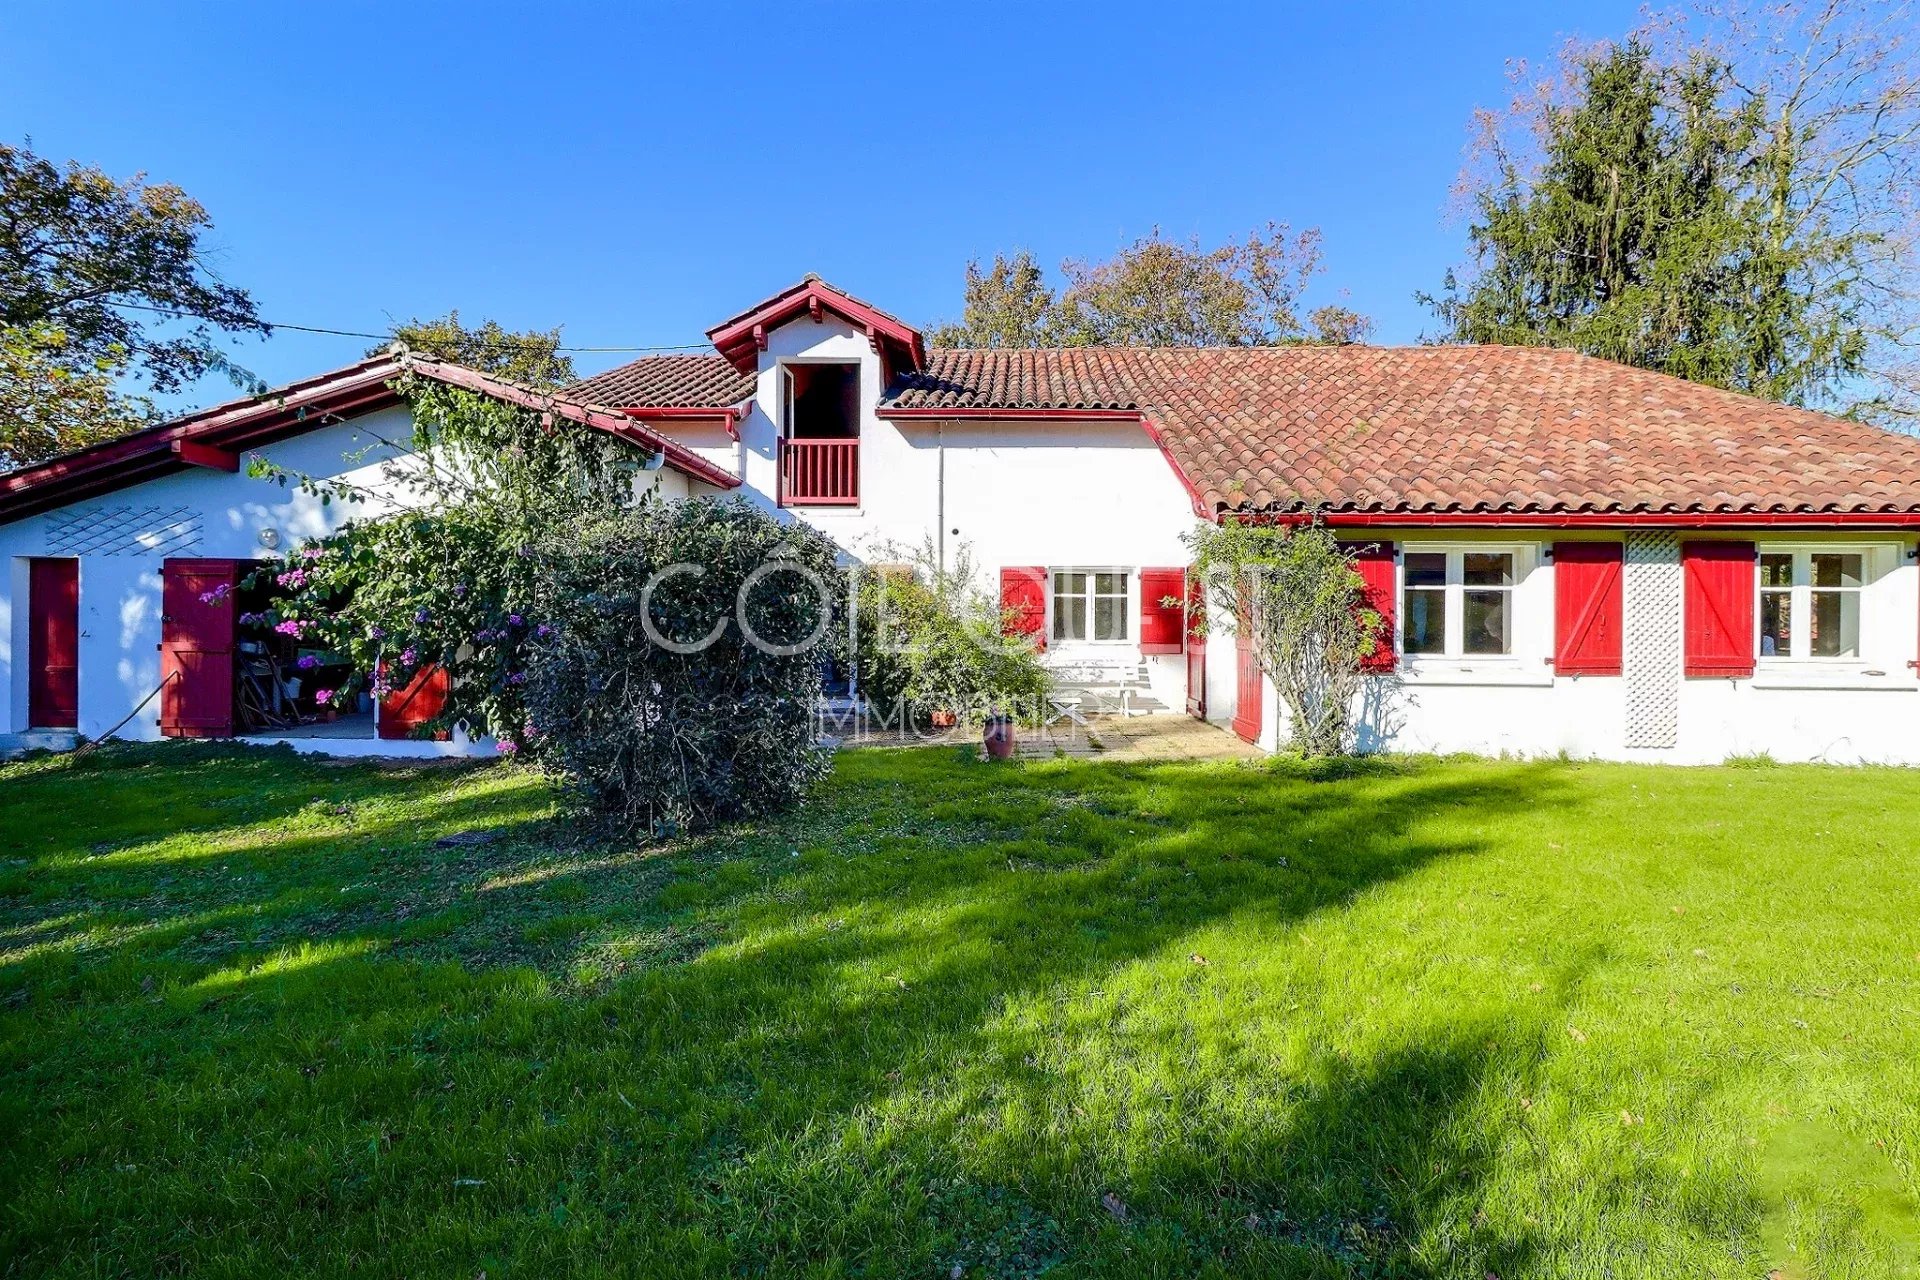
(234, 570, 374, 739)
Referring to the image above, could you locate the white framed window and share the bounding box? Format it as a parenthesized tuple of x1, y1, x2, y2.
(1051, 569, 1130, 643)
(1758, 547, 1872, 661)
(1401, 547, 1521, 659)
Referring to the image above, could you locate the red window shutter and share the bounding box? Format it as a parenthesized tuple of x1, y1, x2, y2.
(1341, 540, 1397, 673)
(1553, 542, 1624, 675)
(1683, 541, 1756, 677)
(999, 566, 1048, 652)
(1138, 567, 1186, 654)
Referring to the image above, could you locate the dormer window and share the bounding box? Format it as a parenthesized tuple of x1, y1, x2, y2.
(778, 361, 861, 507)
(780, 362, 859, 439)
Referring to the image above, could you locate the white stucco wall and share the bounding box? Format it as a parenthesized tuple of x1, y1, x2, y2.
(1247, 528, 1920, 765)
(0, 405, 697, 744)
(720, 318, 1203, 710)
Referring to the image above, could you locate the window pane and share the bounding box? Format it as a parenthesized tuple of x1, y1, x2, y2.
(1053, 597, 1085, 641)
(1093, 572, 1127, 595)
(1760, 591, 1792, 657)
(1094, 595, 1128, 640)
(1812, 553, 1864, 589)
(1760, 553, 1794, 589)
(1463, 590, 1510, 655)
(1405, 552, 1446, 588)
(1810, 589, 1861, 658)
(1055, 571, 1086, 596)
(1463, 552, 1514, 587)
(1404, 587, 1446, 655)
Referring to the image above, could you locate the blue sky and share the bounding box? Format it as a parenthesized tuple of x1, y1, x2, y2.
(3, 0, 1646, 411)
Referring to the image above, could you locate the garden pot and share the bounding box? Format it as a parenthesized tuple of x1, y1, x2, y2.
(930, 708, 958, 729)
(983, 714, 1015, 760)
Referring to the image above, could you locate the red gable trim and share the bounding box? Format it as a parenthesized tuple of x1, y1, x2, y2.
(0, 356, 739, 526)
(706, 277, 926, 376)
(617, 404, 748, 441)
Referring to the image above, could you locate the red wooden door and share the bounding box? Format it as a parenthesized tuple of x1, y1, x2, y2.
(27, 559, 79, 729)
(1231, 594, 1262, 744)
(160, 559, 242, 738)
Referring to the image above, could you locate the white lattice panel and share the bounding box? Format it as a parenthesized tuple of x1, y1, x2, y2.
(1623, 531, 1682, 748)
(45, 506, 203, 558)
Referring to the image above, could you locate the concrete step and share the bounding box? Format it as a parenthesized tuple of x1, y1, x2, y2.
(0, 729, 80, 760)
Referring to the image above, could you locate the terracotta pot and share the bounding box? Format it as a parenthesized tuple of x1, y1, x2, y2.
(983, 715, 1015, 760)
(930, 708, 958, 729)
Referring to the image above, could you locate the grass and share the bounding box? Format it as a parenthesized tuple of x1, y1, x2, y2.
(3, 742, 1920, 1278)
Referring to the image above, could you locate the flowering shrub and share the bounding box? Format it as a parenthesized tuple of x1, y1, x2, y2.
(246, 376, 641, 740)
(523, 498, 845, 835)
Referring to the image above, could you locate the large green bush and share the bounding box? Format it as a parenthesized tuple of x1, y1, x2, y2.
(525, 497, 845, 834)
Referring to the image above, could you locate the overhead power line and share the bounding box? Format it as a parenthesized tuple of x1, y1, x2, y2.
(104, 300, 711, 353)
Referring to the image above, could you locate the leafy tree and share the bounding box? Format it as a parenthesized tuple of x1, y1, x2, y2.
(931, 226, 1371, 348)
(0, 324, 146, 469)
(1185, 519, 1382, 757)
(927, 252, 1055, 348)
(376, 310, 575, 388)
(1430, 1, 1920, 422)
(0, 141, 268, 461)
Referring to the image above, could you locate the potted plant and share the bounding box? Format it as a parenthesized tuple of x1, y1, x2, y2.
(983, 707, 1015, 759)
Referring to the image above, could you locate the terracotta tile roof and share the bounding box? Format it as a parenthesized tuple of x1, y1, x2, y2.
(884, 345, 1920, 516)
(566, 354, 755, 408)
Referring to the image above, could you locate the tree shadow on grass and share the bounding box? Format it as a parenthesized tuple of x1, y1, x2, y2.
(0, 743, 1699, 1277)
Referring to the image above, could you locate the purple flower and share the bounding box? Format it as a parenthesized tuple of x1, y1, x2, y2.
(367, 625, 386, 640)
(238, 611, 264, 627)
(274, 620, 307, 638)
(400, 647, 418, 666)
(198, 583, 231, 606)
(314, 688, 334, 706)
(300, 546, 324, 561)
(506, 671, 525, 685)
(414, 608, 431, 624)
(453, 584, 468, 598)
(535, 624, 553, 639)
(274, 570, 307, 589)
(496, 738, 519, 756)
(508, 614, 524, 627)
(296, 655, 321, 670)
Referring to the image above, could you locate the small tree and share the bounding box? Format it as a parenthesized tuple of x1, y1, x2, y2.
(1185, 519, 1382, 756)
(852, 540, 1051, 725)
(524, 498, 844, 834)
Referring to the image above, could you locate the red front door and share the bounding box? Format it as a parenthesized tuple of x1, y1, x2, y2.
(1231, 595, 1262, 745)
(160, 559, 243, 738)
(27, 559, 79, 729)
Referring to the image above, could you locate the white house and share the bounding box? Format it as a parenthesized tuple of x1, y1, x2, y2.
(8, 275, 1920, 764)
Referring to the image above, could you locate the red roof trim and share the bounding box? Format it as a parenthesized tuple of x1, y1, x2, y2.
(0, 355, 739, 526)
(706, 277, 926, 376)
(617, 404, 747, 441)
(1265, 510, 1920, 529)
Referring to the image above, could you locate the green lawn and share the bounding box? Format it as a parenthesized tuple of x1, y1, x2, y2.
(4, 743, 1920, 1278)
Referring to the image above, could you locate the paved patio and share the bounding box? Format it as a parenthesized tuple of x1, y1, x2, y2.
(832, 713, 1261, 762)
